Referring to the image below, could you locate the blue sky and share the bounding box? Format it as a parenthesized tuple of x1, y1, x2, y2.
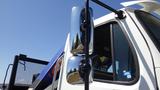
(0, 0, 141, 84)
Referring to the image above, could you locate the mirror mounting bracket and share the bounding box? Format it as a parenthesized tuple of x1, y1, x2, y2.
(79, 59, 91, 81)
(91, 0, 126, 19)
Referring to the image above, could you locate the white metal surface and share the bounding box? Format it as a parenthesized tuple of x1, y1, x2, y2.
(155, 68, 160, 88)
(123, 9, 157, 90)
(121, 0, 160, 15)
(94, 13, 116, 27)
(126, 7, 160, 90)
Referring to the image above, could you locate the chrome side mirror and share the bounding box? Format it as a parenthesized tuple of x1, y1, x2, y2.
(66, 56, 92, 84)
(70, 6, 94, 55)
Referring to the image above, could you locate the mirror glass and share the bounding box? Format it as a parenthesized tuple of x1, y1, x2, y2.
(66, 56, 92, 84)
(70, 6, 94, 55)
(67, 56, 83, 84)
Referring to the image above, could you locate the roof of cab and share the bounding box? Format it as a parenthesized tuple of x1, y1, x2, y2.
(121, 0, 160, 15)
(94, 0, 160, 27)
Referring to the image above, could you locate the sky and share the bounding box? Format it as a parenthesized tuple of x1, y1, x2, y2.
(0, 0, 157, 84)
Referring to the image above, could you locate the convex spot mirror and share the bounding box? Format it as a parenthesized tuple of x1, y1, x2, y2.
(70, 6, 94, 55)
(67, 56, 92, 84)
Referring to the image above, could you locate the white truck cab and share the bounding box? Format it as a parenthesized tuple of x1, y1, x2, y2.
(28, 0, 160, 90)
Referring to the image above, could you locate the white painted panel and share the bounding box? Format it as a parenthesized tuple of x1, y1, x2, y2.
(155, 68, 160, 88)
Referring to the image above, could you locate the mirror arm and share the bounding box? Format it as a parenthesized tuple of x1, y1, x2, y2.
(79, 59, 91, 90)
(91, 0, 125, 19)
(79, 0, 91, 90)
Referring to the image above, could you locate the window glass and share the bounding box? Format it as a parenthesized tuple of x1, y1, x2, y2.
(93, 22, 137, 83)
(135, 10, 160, 51)
(112, 23, 135, 81)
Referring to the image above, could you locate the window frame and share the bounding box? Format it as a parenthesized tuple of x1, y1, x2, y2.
(93, 21, 139, 85)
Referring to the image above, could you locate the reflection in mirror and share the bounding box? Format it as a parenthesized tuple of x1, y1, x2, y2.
(70, 6, 94, 55)
(67, 56, 84, 84)
(67, 56, 92, 84)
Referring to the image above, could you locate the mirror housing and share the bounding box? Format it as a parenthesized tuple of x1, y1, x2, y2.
(70, 6, 94, 55)
(66, 56, 92, 84)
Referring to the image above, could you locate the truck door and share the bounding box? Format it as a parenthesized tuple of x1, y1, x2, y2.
(90, 21, 140, 90)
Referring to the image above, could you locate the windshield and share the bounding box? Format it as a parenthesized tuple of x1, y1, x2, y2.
(135, 10, 160, 51)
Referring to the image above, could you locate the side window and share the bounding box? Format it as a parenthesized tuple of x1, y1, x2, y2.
(112, 23, 136, 81)
(93, 22, 138, 83)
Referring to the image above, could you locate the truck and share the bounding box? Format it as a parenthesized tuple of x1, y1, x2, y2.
(1, 0, 160, 90)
